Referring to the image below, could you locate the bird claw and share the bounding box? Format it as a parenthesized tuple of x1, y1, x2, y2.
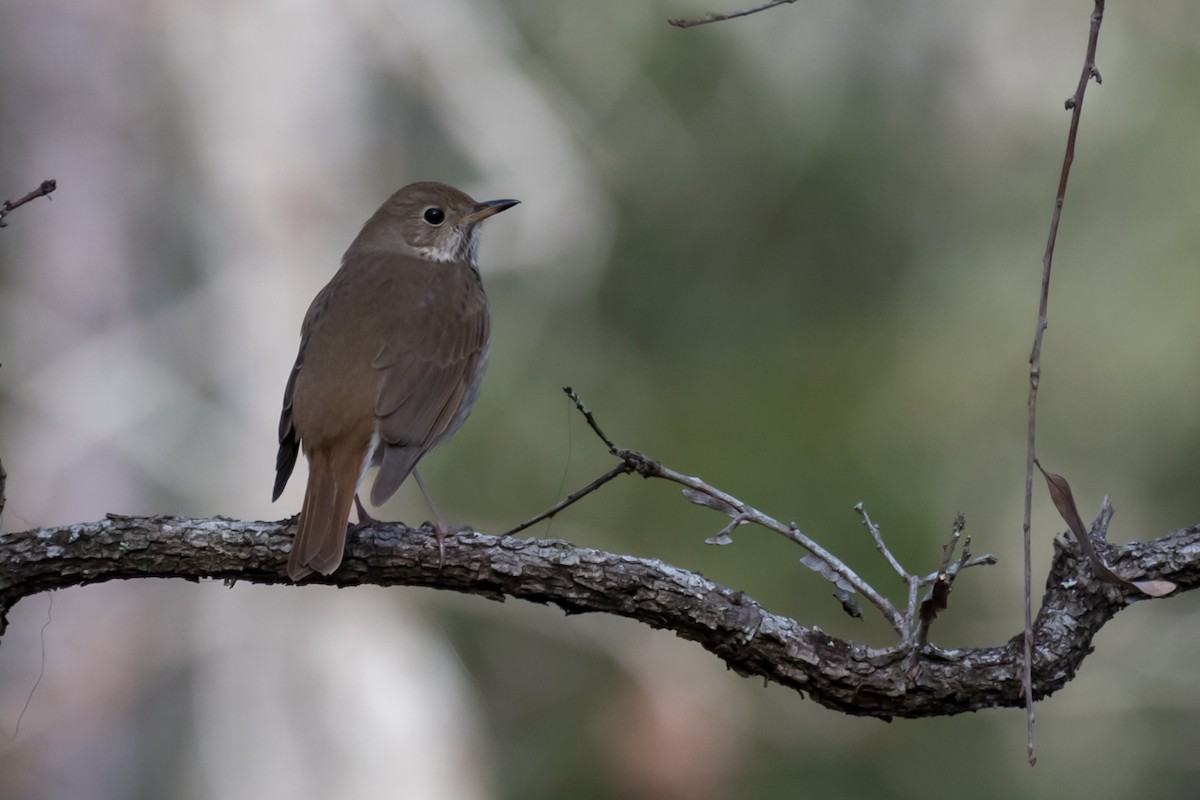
(348, 494, 380, 534)
(421, 520, 471, 571)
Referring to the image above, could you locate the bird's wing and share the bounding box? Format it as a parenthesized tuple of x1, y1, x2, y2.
(272, 282, 338, 501)
(272, 347, 302, 501)
(369, 264, 489, 505)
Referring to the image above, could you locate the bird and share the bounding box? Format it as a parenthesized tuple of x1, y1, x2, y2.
(272, 181, 519, 581)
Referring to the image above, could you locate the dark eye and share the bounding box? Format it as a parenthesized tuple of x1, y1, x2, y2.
(422, 207, 446, 226)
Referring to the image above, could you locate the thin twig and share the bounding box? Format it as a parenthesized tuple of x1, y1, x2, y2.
(705, 514, 749, 546)
(1094, 495, 1114, 535)
(668, 0, 797, 28)
(940, 513, 967, 572)
(502, 464, 630, 536)
(0, 180, 57, 228)
(1022, 0, 1106, 767)
(563, 387, 619, 452)
(498, 388, 638, 536)
(917, 554, 996, 586)
(855, 502, 907, 579)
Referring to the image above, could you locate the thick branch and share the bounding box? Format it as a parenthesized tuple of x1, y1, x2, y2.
(0, 513, 1194, 719)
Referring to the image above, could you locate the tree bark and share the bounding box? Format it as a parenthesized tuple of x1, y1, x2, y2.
(1, 513, 1194, 719)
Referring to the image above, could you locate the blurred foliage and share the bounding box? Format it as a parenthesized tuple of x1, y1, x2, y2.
(3, 1, 1200, 799)
(423, 3, 1200, 797)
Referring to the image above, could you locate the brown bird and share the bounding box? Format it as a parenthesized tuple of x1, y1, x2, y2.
(273, 182, 518, 581)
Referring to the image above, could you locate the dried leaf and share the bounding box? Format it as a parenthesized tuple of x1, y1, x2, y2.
(800, 555, 862, 618)
(704, 517, 742, 546)
(1036, 462, 1089, 543)
(682, 488, 738, 517)
(800, 554, 830, 578)
(837, 592, 864, 619)
(1035, 461, 1171, 598)
(1130, 580, 1177, 598)
(919, 575, 952, 626)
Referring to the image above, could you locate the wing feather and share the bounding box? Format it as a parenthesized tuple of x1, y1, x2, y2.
(368, 262, 489, 504)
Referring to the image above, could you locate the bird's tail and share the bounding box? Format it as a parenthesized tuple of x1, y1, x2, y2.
(289, 446, 364, 581)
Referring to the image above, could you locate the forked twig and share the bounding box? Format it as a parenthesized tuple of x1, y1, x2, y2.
(855, 502, 906, 579)
(502, 387, 995, 644)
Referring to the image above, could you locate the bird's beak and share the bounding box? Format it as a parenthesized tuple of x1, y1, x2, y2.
(457, 198, 520, 226)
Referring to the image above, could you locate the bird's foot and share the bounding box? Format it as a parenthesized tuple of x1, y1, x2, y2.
(422, 519, 471, 570)
(350, 493, 379, 532)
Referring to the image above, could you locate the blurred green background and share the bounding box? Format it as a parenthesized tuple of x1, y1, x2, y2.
(2, 1, 1200, 797)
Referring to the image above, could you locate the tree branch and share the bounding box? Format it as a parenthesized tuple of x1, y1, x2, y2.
(668, 0, 797, 29)
(0, 511, 1192, 719)
(553, 387, 943, 637)
(0, 179, 57, 228)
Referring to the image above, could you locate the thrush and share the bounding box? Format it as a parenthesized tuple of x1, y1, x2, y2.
(273, 181, 518, 581)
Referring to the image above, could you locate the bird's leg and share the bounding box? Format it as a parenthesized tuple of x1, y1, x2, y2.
(351, 493, 378, 527)
(413, 469, 458, 569)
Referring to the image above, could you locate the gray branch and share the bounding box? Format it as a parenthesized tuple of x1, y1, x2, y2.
(1, 513, 1195, 719)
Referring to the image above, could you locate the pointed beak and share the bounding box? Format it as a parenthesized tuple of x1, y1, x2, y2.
(457, 197, 520, 226)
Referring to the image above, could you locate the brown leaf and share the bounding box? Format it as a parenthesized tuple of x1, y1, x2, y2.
(837, 593, 864, 620)
(919, 575, 952, 627)
(1035, 460, 1170, 598)
(1130, 580, 1177, 598)
(1036, 461, 1089, 543)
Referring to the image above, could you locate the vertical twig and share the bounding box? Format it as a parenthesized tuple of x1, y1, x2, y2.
(1022, 0, 1106, 766)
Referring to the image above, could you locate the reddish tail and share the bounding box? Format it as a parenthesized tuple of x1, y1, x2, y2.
(288, 447, 363, 581)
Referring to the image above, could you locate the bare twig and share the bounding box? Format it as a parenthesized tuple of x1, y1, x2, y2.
(855, 502, 907, 580)
(577, 388, 906, 628)
(558, 388, 908, 636)
(668, 0, 796, 29)
(917, 553, 996, 585)
(1022, 0, 1106, 766)
(502, 464, 630, 536)
(563, 387, 620, 453)
(0, 180, 57, 228)
(542, 388, 999, 641)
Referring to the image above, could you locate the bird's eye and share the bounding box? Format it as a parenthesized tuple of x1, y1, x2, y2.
(422, 207, 446, 226)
